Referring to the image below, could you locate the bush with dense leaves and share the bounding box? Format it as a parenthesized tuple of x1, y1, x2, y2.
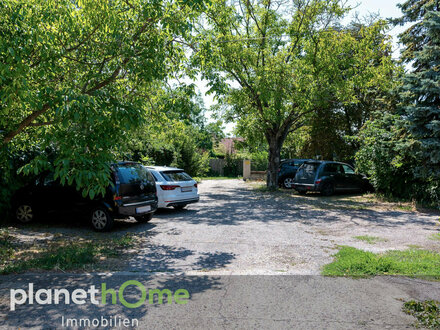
(355, 112, 439, 206)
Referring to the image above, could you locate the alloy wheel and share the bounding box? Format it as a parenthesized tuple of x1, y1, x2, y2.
(91, 209, 108, 230)
(16, 205, 33, 223)
(283, 177, 294, 189)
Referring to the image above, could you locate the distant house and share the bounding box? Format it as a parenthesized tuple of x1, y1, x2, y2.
(219, 137, 244, 155)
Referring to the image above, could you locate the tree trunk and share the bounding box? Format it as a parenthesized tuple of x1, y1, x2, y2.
(266, 135, 282, 189)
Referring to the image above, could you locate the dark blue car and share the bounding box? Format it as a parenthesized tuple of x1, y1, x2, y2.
(278, 159, 311, 189)
(293, 160, 373, 196)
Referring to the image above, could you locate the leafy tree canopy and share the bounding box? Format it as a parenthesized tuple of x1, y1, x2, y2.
(0, 0, 203, 198)
(193, 0, 395, 188)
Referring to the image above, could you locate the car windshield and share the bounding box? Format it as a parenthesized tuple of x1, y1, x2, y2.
(161, 170, 192, 182)
(116, 164, 152, 184)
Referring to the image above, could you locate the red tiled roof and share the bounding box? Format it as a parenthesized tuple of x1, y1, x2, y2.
(220, 137, 244, 154)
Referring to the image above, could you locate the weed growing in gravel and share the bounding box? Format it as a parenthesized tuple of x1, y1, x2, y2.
(353, 235, 388, 244)
(403, 300, 440, 329)
(429, 233, 440, 241)
(322, 246, 440, 279)
(0, 230, 14, 264)
(0, 233, 136, 274)
(194, 176, 242, 182)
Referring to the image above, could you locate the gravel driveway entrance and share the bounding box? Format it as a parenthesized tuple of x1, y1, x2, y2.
(125, 179, 440, 275)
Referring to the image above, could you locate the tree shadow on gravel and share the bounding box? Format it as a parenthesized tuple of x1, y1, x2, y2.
(153, 183, 439, 229)
(126, 245, 236, 273)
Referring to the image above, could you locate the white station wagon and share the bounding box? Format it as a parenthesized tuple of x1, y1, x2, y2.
(145, 166, 199, 209)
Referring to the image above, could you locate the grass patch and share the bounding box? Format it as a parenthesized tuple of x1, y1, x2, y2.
(0, 233, 136, 274)
(429, 233, 440, 241)
(403, 300, 440, 329)
(407, 244, 422, 249)
(353, 235, 388, 244)
(194, 176, 242, 182)
(253, 184, 278, 193)
(322, 246, 440, 279)
(362, 193, 440, 212)
(0, 231, 15, 264)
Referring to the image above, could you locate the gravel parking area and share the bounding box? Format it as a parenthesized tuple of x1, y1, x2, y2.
(2, 179, 440, 329)
(124, 179, 440, 275)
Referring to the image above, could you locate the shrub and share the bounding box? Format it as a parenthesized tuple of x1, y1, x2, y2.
(355, 112, 439, 206)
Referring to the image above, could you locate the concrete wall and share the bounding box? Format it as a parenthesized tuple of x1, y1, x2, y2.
(250, 171, 266, 181)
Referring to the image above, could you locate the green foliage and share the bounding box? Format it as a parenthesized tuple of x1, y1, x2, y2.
(355, 111, 419, 200)
(194, 176, 240, 181)
(399, 9, 440, 189)
(281, 126, 311, 159)
(403, 300, 440, 329)
(430, 233, 440, 241)
(235, 141, 268, 171)
(355, 109, 439, 204)
(353, 235, 387, 244)
(119, 84, 221, 177)
(247, 150, 268, 171)
(364, 1, 440, 206)
(0, 0, 202, 202)
(395, 0, 439, 63)
(322, 246, 440, 279)
(194, 0, 395, 187)
(123, 120, 210, 177)
(223, 153, 241, 177)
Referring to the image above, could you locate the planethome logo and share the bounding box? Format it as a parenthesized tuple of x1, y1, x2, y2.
(10, 281, 190, 311)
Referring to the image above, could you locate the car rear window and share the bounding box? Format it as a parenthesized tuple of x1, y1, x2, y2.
(116, 164, 152, 184)
(161, 171, 192, 182)
(281, 160, 304, 168)
(297, 163, 320, 177)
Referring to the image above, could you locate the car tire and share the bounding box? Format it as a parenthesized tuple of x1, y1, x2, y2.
(134, 213, 153, 223)
(282, 177, 295, 189)
(321, 183, 335, 196)
(15, 203, 36, 224)
(173, 205, 186, 210)
(362, 181, 374, 193)
(91, 206, 114, 232)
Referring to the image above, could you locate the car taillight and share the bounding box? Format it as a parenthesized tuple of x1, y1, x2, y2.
(160, 185, 180, 190)
(114, 196, 122, 200)
(315, 179, 322, 184)
(194, 183, 198, 188)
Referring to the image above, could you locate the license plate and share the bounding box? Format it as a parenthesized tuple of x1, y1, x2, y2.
(181, 187, 192, 192)
(136, 205, 151, 213)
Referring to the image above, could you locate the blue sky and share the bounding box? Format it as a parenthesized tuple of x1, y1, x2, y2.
(200, 0, 407, 133)
(345, 0, 406, 50)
